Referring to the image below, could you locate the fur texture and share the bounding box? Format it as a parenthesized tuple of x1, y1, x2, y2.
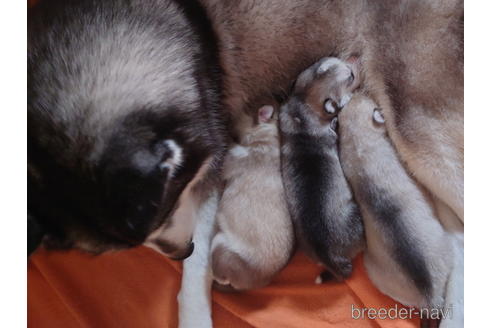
(28, 0, 463, 258)
(279, 58, 364, 280)
(28, 0, 227, 255)
(202, 0, 463, 223)
(211, 106, 294, 290)
(338, 94, 462, 324)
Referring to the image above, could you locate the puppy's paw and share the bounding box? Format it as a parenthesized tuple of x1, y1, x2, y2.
(315, 270, 336, 284)
(332, 257, 353, 279)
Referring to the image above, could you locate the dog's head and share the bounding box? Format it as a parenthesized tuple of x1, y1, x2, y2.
(28, 0, 226, 256)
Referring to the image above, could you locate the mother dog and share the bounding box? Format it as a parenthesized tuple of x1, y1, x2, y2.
(28, 0, 463, 265)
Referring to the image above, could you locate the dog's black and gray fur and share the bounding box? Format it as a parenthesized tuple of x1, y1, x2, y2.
(279, 58, 364, 280)
(28, 0, 227, 255)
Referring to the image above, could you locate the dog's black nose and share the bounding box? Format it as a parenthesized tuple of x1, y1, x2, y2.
(170, 241, 194, 261)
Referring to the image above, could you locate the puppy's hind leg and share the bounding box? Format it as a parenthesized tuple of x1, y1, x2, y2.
(178, 190, 219, 328)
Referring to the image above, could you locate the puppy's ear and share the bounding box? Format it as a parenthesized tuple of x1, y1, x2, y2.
(373, 107, 385, 124)
(258, 105, 275, 123)
(330, 117, 338, 131)
(28, 211, 45, 256)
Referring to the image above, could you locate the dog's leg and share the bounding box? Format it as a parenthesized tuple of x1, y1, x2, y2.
(178, 190, 218, 328)
(439, 240, 464, 328)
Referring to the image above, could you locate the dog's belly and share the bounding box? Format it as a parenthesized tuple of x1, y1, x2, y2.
(202, 0, 463, 219)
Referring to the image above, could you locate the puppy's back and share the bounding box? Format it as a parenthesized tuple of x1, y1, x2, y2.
(338, 95, 452, 307)
(280, 99, 364, 280)
(212, 113, 294, 290)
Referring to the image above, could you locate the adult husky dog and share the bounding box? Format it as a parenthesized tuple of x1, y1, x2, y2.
(29, 0, 463, 326)
(28, 0, 227, 257)
(28, 0, 463, 259)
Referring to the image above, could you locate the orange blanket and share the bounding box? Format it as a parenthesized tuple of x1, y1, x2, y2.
(28, 247, 419, 327)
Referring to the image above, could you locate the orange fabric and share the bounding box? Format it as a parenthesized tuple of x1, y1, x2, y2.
(28, 247, 420, 327)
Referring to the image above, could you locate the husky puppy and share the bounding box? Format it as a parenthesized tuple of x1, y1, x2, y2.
(28, 0, 227, 256)
(338, 94, 462, 325)
(279, 57, 364, 280)
(211, 105, 294, 291)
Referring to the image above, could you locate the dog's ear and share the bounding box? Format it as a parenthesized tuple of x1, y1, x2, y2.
(28, 211, 45, 256)
(258, 105, 275, 123)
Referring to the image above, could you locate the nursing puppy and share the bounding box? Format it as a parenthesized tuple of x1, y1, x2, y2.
(338, 95, 462, 325)
(211, 105, 294, 291)
(279, 57, 364, 280)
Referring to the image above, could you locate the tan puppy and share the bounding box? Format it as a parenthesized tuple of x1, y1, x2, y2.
(211, 105, 294, 291)
(338, 94, 463, 327)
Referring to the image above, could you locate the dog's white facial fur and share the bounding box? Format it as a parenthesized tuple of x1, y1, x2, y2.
(158, 139, 183, 178)
(338, 94, 462, 319)
(210, 106, 294, 291)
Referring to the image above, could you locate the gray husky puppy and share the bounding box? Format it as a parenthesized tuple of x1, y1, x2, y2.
(338, 94, 463, 327)
(279, 57, 364, 280)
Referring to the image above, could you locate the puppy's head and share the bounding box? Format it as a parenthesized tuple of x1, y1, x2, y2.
(338, 94, 386, 139)
(294, 56, 360, 121)
(279, 97, 338, 145)
(28, 0, 226, 256)
(241, 105, 279, 145)
(279, 57, 360, 140)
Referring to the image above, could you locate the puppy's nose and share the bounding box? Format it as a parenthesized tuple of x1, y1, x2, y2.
(169, 241, 194, 261)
